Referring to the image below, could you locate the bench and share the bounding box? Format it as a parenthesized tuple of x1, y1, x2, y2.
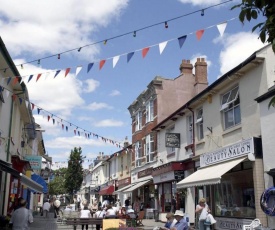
(66, 217, 103, 230)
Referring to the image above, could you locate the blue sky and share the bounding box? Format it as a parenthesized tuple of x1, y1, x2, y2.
(0, 0, 266, 169)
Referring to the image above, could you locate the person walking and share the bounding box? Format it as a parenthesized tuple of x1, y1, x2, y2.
(9, 199, 33, 230)
(124, 197, 130, 210)
(79, 206, 91, 230)
(195, 198, 210, 230)
(42, 200, 51, 218)
(53, 197, 61, 218)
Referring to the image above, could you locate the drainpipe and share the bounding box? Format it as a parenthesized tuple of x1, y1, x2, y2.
(2, 96, 14, 214)
(187, 107, 195, 157)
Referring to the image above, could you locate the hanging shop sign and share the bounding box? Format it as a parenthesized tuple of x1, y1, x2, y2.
(165, 133, 180, 148)
(24, 155, 42, 170)
(260, 186, 275, 216)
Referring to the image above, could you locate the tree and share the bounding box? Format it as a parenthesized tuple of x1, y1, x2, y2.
(48, 168, 67, 195)
(232, 0, 275, 52)
(232, 0, 275, 108)
(64, 147, 84, 196)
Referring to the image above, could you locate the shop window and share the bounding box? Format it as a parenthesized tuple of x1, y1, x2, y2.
(166, 126, 175, 155)
(164, 183, 172, 212)
(214, 168, 256, 218)
(220, 86, 241, 129)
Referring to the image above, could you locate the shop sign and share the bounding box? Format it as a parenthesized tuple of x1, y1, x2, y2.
(117, 177, 131, 187)
(153, 171, 175, 184)
(24, 155, 42, 170)
(138, 167, 153, 178)
(200, 138, 254, 167)
(165, 133, 180, 148)
(215, 217, 251, 230)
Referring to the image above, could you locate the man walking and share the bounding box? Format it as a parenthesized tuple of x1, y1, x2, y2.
(10, 199, 33, 230)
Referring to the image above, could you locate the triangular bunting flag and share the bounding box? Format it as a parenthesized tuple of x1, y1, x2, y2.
(36, 74, 42, 82)
(74, 130, 76, 135)
(31, 103, 35, 110)
(65, 68, 71, 77)
(127, 52, 135, 63)
(28, 75, 33, 83)
(5, 90, 9, 98)
(142, 47, 150, 58)
(99, 60, 106, 70)
(12, 94, 17, 101)
(13, 77, 19, 85)
(78, 131, 80, 136)
(47, 115, 50, 121)
(113, 56, 120, 68)
(196, 29, 204, 41)
(87, 63, 94, 73)
(53, 119, 55, 125)
(178, 36, 187, 48)
(7, 77, 12, 85)
(54, 70, 61, 78)
(75, 66, 82, 77)
(217, 22, 227, 37)
(19, 98, 23, 105)
(66, 126, 68, 131)
(37, 108, 41, 114)
(159, 41, 168, 55)
(62, 124, 64, 130)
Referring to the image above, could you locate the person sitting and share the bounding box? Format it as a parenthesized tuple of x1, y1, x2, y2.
(90, 198, 98, 217)
(79, 206, 91, 230)
(63, 205, 72, 216)
(126, 205, 136, 219)
(159, 213, 177, 230)
(105, 204, 117, 219)
(170, 210, 188, 230)
(118, 205, 127, 218)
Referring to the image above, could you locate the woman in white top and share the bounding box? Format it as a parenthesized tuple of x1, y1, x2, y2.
(195, 198, 210, 230)
(105, 205, 117, 219)
(79, 206, 91, 230)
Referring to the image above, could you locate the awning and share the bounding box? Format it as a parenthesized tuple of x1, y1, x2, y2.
(0, 159, 20, 177)
(123, 179, 151, 193)
(177, 157, 247, 189)
(99, 185, 114, 195)
(113, 183, 137, 194)
(20, 173, 43, 193)
(31, 174, 48, 193)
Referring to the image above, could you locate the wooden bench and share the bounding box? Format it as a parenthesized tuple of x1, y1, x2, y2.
(66, 217, 103, 230)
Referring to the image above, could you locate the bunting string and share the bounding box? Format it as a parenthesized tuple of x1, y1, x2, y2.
(0, 17, 236, 83)
(0, 0, 234, 72)
(0, 84, 124, 149)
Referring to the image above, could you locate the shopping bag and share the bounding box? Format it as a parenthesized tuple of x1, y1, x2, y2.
(199, 208, 208, 220)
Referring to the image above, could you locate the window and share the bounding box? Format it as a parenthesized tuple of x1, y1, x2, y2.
(145, 100, 154, 123)
(196, 108, 204, 140)
(214, 167, 255, 218)
(221, 86, 241, 129)
(145, 133, 154, 162)
(135, 111, 142, 131)
(187, 115, 193, 145)
(135, 141, 142, 167)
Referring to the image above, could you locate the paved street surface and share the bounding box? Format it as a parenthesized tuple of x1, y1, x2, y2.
(29, 215, 164, 230)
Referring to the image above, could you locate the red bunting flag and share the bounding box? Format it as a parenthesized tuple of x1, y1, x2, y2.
(13, 77, 19, 85)
(65, 68, 71, 77)
(74, 130, 76, 135)
(31, 103, 35, 110)
(36, 74, 42, 82)
(62, 124, 64, 130)
(47, 115, 50, 121)
(196, 29, 204, 41)
(142, 47, 150, 58)
(12, 94, 17, 101)
(99, 60, 106, 70)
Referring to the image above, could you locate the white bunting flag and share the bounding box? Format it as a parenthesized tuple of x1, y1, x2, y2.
(75, 66, 82, 77)
(159, 41, 168, 55)
(113, 56, 120, 68)
(217, 22, 227, 37)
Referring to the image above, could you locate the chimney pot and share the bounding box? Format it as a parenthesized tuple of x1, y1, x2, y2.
(180, 59, 193, 74)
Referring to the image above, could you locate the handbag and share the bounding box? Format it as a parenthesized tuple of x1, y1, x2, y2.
(204, 220, 212, 226)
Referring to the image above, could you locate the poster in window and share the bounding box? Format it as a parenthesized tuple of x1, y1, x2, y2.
(166, 133, 180, 148)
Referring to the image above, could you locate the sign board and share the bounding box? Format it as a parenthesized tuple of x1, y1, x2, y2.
(165, 133, 180, 148)
(24, 155, 42, 170)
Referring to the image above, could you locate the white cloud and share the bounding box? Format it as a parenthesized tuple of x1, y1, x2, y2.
(94, 119, 124, 127)
(216, 32, 265, 76)
(17, 60, 85, 117)
(109, 90, 121, 96)
(83, 79, 100, 93)
(0, 0, 129, 60)
(86, 102, 113, 111)
(178, 0, 223, 6)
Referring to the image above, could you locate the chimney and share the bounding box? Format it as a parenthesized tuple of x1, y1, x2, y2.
(123, 136, 129, 148)
(194, 58, 208, 94)
(179, 59, 193, 74)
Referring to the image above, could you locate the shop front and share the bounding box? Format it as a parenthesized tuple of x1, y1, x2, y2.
(177, 137, 265, 229)
(99, 180, 116, 204)
(152, 161, 193, 221)
(114, 177, 131, 204)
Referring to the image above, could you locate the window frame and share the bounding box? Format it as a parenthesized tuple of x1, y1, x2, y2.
(145, 100, 154, 123)
(166, 126, 175, 155)
(187, 115, 193, 145)
(145, 133, 154, 163)
(135, 141, 142, 167)
(221, 86, 241, 129)
(196, 108, 204, 140)
(135, 111, 142, 131)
